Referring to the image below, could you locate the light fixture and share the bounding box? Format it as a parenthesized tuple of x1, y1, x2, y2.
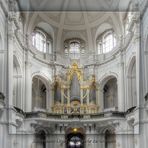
(69, 141, 75, 146)
(76, 141, 81, 146)
(73, 128, 78, 132)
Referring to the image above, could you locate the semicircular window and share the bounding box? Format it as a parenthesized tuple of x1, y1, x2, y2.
(32, 28, 52, 53)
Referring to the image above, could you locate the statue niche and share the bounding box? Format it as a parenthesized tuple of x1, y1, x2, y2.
(52, 63, 98, 114)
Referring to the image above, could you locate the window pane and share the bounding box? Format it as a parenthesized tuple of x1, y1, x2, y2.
(97, 31, 116, 54)
(32, 30, 51, 53)
(69, 42, 80, 59)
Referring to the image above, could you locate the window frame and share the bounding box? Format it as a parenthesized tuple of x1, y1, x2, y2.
(64, 38, 84, 59)
(97, 30, 116, 54)
(32, 28, 52, 54)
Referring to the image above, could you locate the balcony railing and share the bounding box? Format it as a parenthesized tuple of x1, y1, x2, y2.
(25, 110, 125, 120)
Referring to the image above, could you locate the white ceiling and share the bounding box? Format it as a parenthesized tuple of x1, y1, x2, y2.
(19, 0, 136, 53)
(24, 11, 125, 52)
(18, 0, 131, 11)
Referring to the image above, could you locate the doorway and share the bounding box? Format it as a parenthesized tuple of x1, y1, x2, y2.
(66, 128, 85, 148)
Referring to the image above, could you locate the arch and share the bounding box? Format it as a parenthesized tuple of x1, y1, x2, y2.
(35, 127, 50, 135)
(94, 14, 123, 54)
(32, 76, 47, 110)
(32, 72, 52, 88)
(99, 73, 118, 90)
(127, 56, 137, 109)
(104, 130, 116, 148)
(98, 125, 115, 135)
(66, 127, 85, 148)
(103, 77, 118, 109)
(95, 23, 113, 41)
(13, 55, 22, 109)
(32, 25, 53, 53)
(98, 73, 118, 111)
(64, 38, 83, 59)
(27, 14, 54, 54)
(95, 16, 122, 42)
(31, 73, 52, 111)
(96, 28, 117, 54)
(63, 32, 86, 43)
(62, 32, 87, 54)
(37, 22, 54, 39)
(35, 130, 46, 148)
(98, 126, 116, 148)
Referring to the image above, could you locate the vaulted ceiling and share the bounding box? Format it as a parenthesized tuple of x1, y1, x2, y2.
(24, 11, 125, 52)
(18, 0, 131, 11)
(19, 0, 134, 52)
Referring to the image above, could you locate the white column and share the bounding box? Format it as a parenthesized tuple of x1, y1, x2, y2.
(118, 52, 125, 111)
(25, 59, 32, 112)
(8, 19, 15, 107)
(135, 22, 140, 107)
(0, 48, 7, 96)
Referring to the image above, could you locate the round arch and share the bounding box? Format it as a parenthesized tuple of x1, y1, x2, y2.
(98, 73, 118, 111)
(99, 126, 116, 148)
(99, 126, 115, 134)
(34, 130, 47, 148)
(31, 72, 52, 111)
(27, 14, 55, 53)
(98, 72, 118, 90)
(32, 72, 52, 89)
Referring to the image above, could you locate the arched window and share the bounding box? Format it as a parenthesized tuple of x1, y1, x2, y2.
(97, 30, 116, 54)
(64, 38, 85, 59)
(32, 28, 52, 53)
(69, 41, 80, 59)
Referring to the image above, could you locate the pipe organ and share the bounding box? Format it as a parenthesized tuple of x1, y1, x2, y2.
(52, 63, 99, 114)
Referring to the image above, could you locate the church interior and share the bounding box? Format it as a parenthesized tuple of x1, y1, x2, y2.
(0, 0, 148, 148)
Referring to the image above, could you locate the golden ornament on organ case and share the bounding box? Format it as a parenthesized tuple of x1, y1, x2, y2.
(52, 62, 98, 114)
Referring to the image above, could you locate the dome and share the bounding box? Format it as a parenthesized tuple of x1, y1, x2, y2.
(25, 11, 124, 54)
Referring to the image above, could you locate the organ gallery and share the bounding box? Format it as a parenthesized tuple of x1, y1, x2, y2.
(53, 63, 98, 114)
